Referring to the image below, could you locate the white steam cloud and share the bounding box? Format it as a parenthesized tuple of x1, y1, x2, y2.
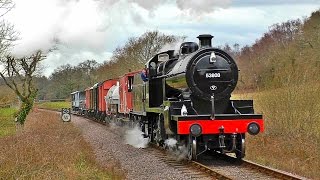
(4, 0, 316, 77)
(176, 0, 232, 14)
(125, 125, 149, 148)
(130, 0, 231, 14)
(158, 40, 185, 55)
(164, 138, 177, 148)
(5, 0, 231, 76)
(165, 138, 188, 161)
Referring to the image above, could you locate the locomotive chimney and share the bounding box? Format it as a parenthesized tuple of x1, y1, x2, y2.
(197, 34, 214, 48)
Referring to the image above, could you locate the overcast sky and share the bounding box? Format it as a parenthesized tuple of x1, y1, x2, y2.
(4, 0, 320, 77)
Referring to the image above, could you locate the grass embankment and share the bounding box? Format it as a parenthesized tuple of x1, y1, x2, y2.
(0, 108, 17, 137)
(0, 110, 124, 179)
(233, 84, 320, 179)
(36, 101, 71, 111)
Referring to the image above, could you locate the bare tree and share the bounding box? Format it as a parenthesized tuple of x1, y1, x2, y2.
(0, 0, 44, 126)
(0, 51, 46, 125)
(0, 0, 16, 56)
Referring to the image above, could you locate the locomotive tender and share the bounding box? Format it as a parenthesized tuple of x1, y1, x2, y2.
(71, 34, 264, 160)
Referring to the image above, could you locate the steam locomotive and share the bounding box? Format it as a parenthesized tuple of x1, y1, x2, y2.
(71, 34, 264, 160)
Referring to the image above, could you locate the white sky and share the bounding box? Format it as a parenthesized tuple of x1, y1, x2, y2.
(3, 0, 320, 77)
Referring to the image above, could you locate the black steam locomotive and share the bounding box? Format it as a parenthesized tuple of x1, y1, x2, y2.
(129, 34, 264, 160)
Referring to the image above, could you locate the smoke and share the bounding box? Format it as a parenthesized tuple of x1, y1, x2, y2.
(158, 40, 184, 55)
(164, 138, 177, 148)
(165, 138, 188, 161)
(124, 125, 149, 148)
(8, 0, 120, 56)
(128, 0, 165, 11)
(109, 121, 118, 130)
(175, 145, 188, 161)
(176, 0, 232, 14)
(5, 0, 231, 76)
(130, 0, 231, 14)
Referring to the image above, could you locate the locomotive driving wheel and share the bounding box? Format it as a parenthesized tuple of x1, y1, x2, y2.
(235, 134, 245, 159)
(154, 114, 165, 146)
(187, 135, 197, 160)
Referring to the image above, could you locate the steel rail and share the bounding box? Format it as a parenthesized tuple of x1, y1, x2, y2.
(242, 159, 306, 180)
(189, 160, 233, 180)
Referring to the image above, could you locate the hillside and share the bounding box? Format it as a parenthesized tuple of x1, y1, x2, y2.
(236, 10, 320, 90)
(234, 10, 320, 179)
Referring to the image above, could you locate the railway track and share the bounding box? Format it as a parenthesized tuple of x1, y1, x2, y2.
(68, 111, 306, 180)
(196, 152, 306, 180)
(240, 159, 306, 180)
(146, 144, 239, 179)
(139, 136, 306, 180)
(148, 145, 306, 180)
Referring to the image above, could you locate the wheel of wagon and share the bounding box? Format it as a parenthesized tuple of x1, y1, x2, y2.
(105, 114, 112, 124)
(101, 113, 106, 123)
(128, 114, 134, 128)
(187, 135, 197, 160)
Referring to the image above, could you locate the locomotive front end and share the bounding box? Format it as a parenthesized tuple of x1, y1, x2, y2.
(162, 34, 264, 160)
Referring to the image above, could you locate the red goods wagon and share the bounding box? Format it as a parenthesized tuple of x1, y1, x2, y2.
(119, 71, 140, 115)
(85, 87, 91, 111)
(98, 79, 118, 119)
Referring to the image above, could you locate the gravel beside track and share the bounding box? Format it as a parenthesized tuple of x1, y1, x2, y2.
(71, 114, 198, 180)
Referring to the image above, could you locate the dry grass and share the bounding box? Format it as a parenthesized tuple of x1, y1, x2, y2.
(0, 110, 125, 179)
(233, 84, 320, 179)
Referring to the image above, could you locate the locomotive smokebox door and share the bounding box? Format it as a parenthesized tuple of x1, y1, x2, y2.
(61, 108, 71, 122)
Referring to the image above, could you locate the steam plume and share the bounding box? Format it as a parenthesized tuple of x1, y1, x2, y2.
(124, 125, 149, 148)
(5, 0, 231, 76)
